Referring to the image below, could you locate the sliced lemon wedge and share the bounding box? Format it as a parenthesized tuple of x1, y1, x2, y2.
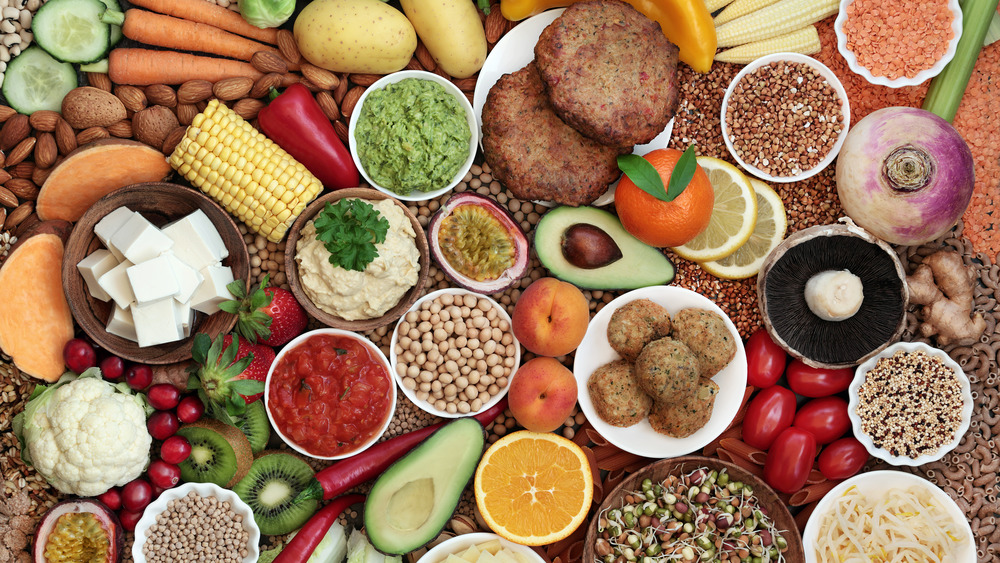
(671, 156, 757, 262)
(701, 178, 788, 279)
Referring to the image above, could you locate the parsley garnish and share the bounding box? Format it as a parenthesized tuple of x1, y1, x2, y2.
(313, 199, 390, 272)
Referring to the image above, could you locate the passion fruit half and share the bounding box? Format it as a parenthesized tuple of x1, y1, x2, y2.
(33, 499, 123, 563)
(427, 192, 529, 293)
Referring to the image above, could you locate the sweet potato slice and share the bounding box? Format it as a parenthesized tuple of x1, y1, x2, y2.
(0, 233, 74, 382)
(36, 139, 172, 222)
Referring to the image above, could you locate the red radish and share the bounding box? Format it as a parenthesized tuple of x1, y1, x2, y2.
(159, 435, 192, 464)
(125, 364, 153, 390)
(188, 333, 275, 420)
(97, 488, 122, 511)
(147, 383, 182, 410)
(63, 338, 97, 374)
(100, 355, 126, 380)
(176, 395, 205, 423)
(274, 494, 364, 563)
(147, 411, 180, 440)
(147, 460, 181, 489)
(121, 479, 153, 512)
(118, 509, 143, 531)
(222, 275, 307, 347)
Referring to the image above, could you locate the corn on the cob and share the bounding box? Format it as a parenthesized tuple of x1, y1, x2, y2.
(714, 0, 780, 25)
(704, 0, 735, 14)
(715, 25, 821, 63)
(169, 99, 324, 243)
(715, 0, 838, 47)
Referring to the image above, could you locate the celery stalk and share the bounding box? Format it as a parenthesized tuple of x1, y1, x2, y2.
(922, 0, 1000, 122)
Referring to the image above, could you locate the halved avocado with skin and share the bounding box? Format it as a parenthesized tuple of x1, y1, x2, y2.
(364, 417, 486, 555)
(534, 206, 675, 289)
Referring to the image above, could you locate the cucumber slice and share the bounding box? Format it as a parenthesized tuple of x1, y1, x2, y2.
(2, 47, 78, 114)
(79, 58, 109, 73)
(96, 0, 123, 46)
(33, 0, 113, 64)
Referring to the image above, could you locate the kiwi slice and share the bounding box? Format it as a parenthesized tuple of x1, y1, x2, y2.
(233, 452, 318, 536)
(234, 400, 271, 454)
(175, 419, 253, 488)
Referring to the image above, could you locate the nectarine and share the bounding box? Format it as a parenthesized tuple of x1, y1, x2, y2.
(508, 357, 578, 432)
(511, 278, 589, 357)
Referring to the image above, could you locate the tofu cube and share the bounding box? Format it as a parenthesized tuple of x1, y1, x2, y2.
(132, 298, 183, 347)
(106, 304, 137, 342)
(111, 212, 174, 264)
(97, 260, 136, 310)
(94, 207, 135, 262)
(173, 300, 194, 337)
(165, 252, 204, 304)
(162, 209, 230, 271)
(127, 255, 180, 304)
(77, 249, 118, 302)
(190, 264, 235, 315)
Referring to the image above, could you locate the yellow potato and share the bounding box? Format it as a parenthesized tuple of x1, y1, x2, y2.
(294, 0, 417, 74)
(400, 0, 487, 78)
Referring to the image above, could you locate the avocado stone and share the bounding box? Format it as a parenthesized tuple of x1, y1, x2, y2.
(534, 206, 675, 289)
(364, 417, 485, 555)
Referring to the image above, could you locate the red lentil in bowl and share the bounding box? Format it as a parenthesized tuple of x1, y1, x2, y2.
(720, 54, 849, 183)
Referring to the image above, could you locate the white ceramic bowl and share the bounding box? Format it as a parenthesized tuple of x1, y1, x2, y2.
(573, 286, 748, 458)
(264, 328, 396, 460)
(390, 288, 519, 418)
(802, 470, 975, 562)
(349, 70, 477, 201)
(834, 0, 962, 88)
(720, 53, 850, 183)
(848, 341, 972, 467)
(132, 482, 260, 563)
(416, 532, 546, 563)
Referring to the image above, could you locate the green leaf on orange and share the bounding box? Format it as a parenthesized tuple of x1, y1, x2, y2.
(617, 146, 698, 203)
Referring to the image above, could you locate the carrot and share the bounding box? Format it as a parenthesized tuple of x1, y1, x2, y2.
(126, 0, 278, 44)
(109, 48, 298, 86)
(122, 10, 282, 64)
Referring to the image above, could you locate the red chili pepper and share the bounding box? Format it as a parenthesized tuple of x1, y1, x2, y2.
(273, 493, 364, 563)
(298, 397, 508, 502)
(257, 83, 359, 190)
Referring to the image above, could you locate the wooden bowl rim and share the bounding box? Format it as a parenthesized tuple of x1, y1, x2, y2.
(284, 187, 431, 332)
(62, 182, 249, 364)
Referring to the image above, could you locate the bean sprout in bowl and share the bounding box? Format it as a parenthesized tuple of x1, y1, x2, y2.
(264, 328, 396, 460)
(132, 482, 260, 563)
(848, 341, 972, 466)
(721, 53, 850, 183)
(390, 288, 520, 418)
(348, 70, 477, 202)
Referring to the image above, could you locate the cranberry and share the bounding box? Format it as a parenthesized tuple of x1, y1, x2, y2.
(99, 355, 126, 380)
(146, 384, 182, 410)
(147, 411, 179, 440)
(118, 508, 144, 531)
(96, 488, 122, 511)
(121, 479, 153, 512)
(159, 435, 192, 465)
(175, 395, 205, 424)
(125, 364, 153, 391)
(147, 460, 181, 489)
(63, 339, 97, 374)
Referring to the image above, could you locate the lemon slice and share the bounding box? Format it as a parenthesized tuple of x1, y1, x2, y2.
(671, 157, 757, 262)
(701, 178, 788, 279)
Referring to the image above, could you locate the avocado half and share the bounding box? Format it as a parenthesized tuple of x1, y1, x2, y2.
(364, 417, 486, 555)
(534, 206, 675, 289)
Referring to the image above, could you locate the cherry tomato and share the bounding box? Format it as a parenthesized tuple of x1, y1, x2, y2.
(121, 479, 153, 512)
(786, 360, 853, 398)
(745, 329, 787, 388)
(818, 437, 870, 480)
(764, 427, 817, 494)
(742, 385, 797, 450)
(63, 338, 97, 374)
(793, 396, 851, 444)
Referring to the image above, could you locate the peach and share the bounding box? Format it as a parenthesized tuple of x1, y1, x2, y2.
(508, 357, 578, 432)
(511, 277, 590, 357)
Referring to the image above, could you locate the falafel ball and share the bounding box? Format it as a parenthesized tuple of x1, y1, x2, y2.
(633, 337, 699, 404)
(648, 378, 719, 438)
(607, 299, 673, 362)
(587, 359, 653, 427)
(672, 308, 737, 378)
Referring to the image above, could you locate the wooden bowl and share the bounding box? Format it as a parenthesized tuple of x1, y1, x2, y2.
(583, 456, 805, 563)
(62, 182, 249, 364)
(284, 187, 430, 332)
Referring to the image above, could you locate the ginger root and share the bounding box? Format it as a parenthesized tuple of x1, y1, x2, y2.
(906, 250, 986, 346)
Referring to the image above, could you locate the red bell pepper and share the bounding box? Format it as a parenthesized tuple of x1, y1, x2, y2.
(257, 83, 359, 190)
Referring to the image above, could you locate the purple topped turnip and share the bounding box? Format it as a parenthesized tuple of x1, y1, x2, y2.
(835, 106, 974, 246)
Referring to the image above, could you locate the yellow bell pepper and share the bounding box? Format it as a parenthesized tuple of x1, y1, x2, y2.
(500, 0, 717, 73)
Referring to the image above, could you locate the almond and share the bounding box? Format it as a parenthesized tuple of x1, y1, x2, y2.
(134, 105, 179, 148)
(315, 91, 340, 121)
(334, 120, 349, 145)
(405, 56, 423, 71)
(145, 84, 177, 108)
(301, 63, 339, 90)
(0, 114, 29, 151)
(297, 77, 321, 93)
(340, 86, 365, 119)
(5, 178, 38, 201)
(32, 162, 56, 187)
(7, 202, 33, 231)
(86, 72, 113, 92)
(485, 9, 506, 44)
(0, 185, 16, 208)
(415, 41, 436, 72)
(161, 126, 187, 155)
(55, 118, 77, 155)
(115, 85, 148, 113)
(233, 98, 265, 120)
(13, 212, 40, 238)
(10, 162, 32, 179)
(28, 110, 60, 132)
(213, 77, 254, 101)
(333, 76, 349, 104)
(0, 169, 12, 185)
(34, 133, 57, 169)
(107, 119, 133, 138)
(76, 126, 110, 145)
(0, 105, 15, 123)
(349, 74, 382, 87)
(176, 103, 200, 126)
(276, 29, 301, 65)
(0, 207, 6, 231)
(251, 73, 283, 99)
(454, 78, 477, 92)
(177, 80, 214, 104)
(5, 136, 35, 167)
(251, 51, 288, 74)
(62, 86, 128, 129)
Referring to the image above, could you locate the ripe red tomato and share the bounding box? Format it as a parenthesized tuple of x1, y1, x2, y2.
(745, 329, 787, 389)
(818, 437, 869, 480)
(764, 427, 817, 494)
(786, 360, 853, 397)
(793, 396, 851, 445)
(742, 385, 797, 450)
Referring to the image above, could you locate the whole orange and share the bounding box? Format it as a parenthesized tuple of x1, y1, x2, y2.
(615, 149, 714, 248)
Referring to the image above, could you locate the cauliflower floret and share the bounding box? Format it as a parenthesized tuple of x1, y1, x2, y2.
(26, 377, 152, 496)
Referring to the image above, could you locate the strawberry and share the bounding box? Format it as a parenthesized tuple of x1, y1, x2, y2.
(187, 333, 276, 424)
(220, 274, 307, 347)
